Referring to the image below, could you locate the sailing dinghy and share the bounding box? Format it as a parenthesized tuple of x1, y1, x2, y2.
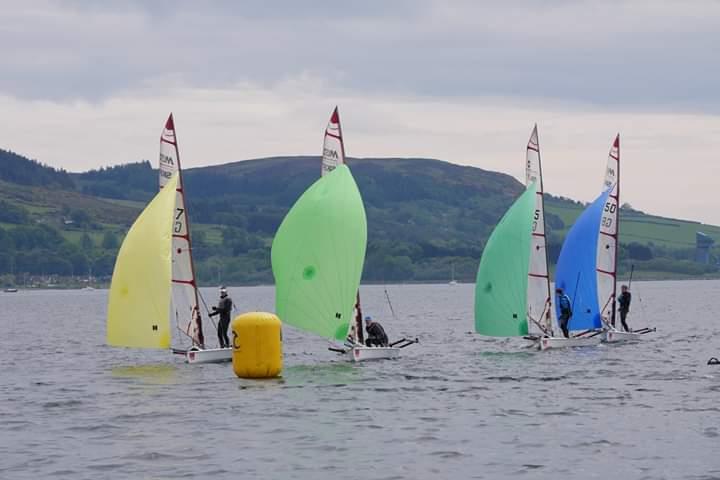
(547, 135, 655, 349)
(272, 108, 415, 362)
(597, 136, 655, 343)
(474, 126, 556, 347)
(159, 114, 232, 363)
(106, 115, 231, 364)
(321, 107, 416, 360)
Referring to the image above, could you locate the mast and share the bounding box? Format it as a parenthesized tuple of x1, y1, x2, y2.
(159, 114, 204, 347)
(597, 134, 620, 326)
(525, 125, 553, 334)
(353, 292, 365, 344)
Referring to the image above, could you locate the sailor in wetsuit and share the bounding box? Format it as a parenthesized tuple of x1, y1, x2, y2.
(209, 286, 233, 348)
(364, 315, 389, 347)
(555, 287, 572, 338)
(617, 285, 632, 332)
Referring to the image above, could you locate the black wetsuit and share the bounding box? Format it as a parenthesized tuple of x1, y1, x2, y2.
(365, 322, 389, 347)
(209, 295, 233, 348)
(618, 291, 631, 332)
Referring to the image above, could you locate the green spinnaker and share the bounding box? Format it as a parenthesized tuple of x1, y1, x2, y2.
(271, 165, 367, 340)
(474, 182, 537, 336)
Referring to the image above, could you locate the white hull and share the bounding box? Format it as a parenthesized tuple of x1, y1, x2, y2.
(537, 334, 602, 350)
(602, 328, 655, 343)
(347, 346, 401, 362)
(179, 347, 232, 364)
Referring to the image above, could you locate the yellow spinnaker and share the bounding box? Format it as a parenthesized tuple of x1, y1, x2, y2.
(106, 174, 177, 348)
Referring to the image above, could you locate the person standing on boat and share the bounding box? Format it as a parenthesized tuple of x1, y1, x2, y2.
(365, 316, 389, 347)
(555, 287, 572, 338)
(617, 285, 632, 332)
(209, 286, 233, 348)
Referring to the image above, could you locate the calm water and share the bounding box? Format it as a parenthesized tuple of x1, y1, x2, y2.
(2, 281, 720, 479)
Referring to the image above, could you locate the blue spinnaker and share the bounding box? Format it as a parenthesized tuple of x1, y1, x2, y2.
(554, 188, 612, 331)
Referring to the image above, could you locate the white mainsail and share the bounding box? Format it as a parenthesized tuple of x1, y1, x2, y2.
(597, 134, 620, 324)
(321, 106, 345, 176)
(159, 114, 204, 346)
(525, 125, 553, 334)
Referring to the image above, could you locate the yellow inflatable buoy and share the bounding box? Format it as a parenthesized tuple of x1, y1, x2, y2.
(231, 312, 283, 378)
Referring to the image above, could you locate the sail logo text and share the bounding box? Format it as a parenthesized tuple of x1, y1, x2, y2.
(323, 148, 339, 159)
(160, 153, 175, 166)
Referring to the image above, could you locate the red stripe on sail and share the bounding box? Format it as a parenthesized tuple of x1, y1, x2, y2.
(325, 132, 342, 140)
(597, 268, 615, 276)
(528, 273, 549, 278)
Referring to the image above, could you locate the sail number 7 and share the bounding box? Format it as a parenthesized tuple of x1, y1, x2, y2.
(174, 208, 185, 233)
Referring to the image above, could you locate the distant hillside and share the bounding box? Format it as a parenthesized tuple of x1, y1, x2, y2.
(0, 149, 74, 188)
(1, 149, 719, 286)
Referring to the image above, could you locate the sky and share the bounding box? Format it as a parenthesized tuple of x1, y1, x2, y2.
(2, 1, 720, 223)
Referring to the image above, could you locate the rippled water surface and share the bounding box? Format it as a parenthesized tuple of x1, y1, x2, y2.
(2, 281, 720, 479)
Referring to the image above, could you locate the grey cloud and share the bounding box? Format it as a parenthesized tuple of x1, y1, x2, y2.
(1, 0, 719, 112)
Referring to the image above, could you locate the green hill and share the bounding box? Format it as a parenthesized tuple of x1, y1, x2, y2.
(1, 149, 718, 287)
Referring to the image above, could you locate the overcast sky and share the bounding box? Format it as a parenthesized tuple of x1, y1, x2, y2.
(2, 1, 720, 223)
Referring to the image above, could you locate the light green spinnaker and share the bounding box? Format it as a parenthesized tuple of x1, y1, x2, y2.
(271, 165, 367, 340)
(474, 182, 537, 336)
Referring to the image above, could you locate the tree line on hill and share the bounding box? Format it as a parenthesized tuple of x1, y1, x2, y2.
(0, 154, 718, 287)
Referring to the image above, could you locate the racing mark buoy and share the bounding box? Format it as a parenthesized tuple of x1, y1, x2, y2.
(231, 312, 283, 378)
(708, 357, 720, 366)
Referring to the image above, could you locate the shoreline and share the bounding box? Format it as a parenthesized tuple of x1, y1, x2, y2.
(5, 273, 720, 291)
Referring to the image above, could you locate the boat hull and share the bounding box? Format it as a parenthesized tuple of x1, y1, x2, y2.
(602, 328, 655, 343)
(348, 346, 400, 362)
(180, 347, 233, 364)
(538, 334, 602, 350)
